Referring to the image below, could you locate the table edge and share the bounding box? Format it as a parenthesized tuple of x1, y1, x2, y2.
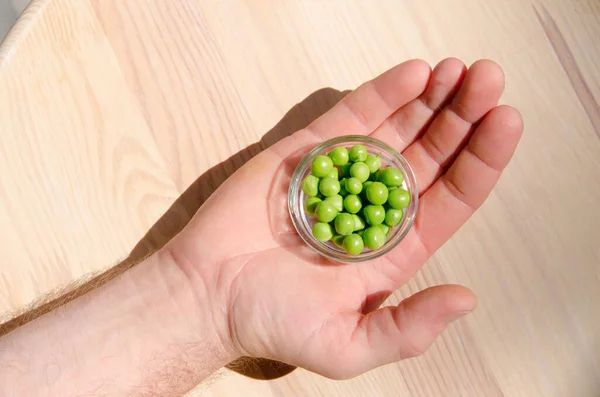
(0, 0, 51, 68)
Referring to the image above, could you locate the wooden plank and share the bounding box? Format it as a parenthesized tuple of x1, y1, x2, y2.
(0, 0, 598, 395)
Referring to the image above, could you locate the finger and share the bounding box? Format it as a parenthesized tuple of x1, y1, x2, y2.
(370, 57, 467, 150)
(324, 285, 476, 379)
(414, 105, 523, 255)
(402, 59, 505, 193)
(359, 105, 523, 290)
(306, 60, 432, 140)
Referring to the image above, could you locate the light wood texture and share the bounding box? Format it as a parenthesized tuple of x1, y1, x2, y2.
(1, 0, 599, 396)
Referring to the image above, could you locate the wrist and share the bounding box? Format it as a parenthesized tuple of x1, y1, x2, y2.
(141, 246, 239, 372)
(0, 247, 238, 396)
(157, 244, 240, 365)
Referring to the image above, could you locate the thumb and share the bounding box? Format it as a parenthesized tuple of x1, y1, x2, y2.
(334, 285, 476, 378)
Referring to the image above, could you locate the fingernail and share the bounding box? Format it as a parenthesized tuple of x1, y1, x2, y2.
(445, 311, 471, 324)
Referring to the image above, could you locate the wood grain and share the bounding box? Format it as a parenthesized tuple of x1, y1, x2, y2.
(1, 0, 599, 396)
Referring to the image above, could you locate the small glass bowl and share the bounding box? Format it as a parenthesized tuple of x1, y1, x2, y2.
(288, 135, 419, 263)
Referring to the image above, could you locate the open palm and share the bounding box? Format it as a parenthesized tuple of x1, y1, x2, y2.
(171, 59, 523, 379)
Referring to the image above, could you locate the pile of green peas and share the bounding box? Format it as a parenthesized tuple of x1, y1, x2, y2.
(302, 144, 411, 256)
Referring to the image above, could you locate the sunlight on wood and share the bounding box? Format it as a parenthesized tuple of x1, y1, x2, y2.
(0, 0, 598, 396)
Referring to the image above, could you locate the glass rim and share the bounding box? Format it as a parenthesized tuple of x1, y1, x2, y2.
(288, 135, 419, 263)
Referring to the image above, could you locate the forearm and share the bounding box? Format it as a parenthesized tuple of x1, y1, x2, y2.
(0, 248, 235, 396)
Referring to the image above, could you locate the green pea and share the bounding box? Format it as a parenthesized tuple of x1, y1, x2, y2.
(350, 162, 370, 183)
(329, 147, 349, 166)
(345, 177, 363, 195)
(338, 178, 349, 196)
(376, 223, 391, 237)
(349, 144, 368, 162)
(319, 178, 340, 197)
(324, 194, 343, 212)
(385, 208, 404, 226)
(364, 154, 381, 173)
(343, 234, 364, 255)
(378, 167, 404, 187)
(301, 175, 319, 197)
(311, 155, 334, 178)
(356, 230, 365, 238)
(315, 201, 338, 223)
(332, 234, 346, 249)
(388, 188, 411, 209)
(363, 205, 385, 225)
(340, 163, 352, 178)
(305, 197, 322, 216)
(313, 222, 334, 242)
(324, 167, 339, 180)
(334, 213, 355, 236)
(343, 194, 362, 214)
(352, 214, 366, 231)
(365, 181, 389, 205)
(363, 226, 386, 250)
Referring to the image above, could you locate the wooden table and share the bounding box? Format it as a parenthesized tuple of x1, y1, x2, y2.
(1, 1, 599, 396)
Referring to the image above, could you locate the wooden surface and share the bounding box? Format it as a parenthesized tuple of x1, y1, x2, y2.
(1, 0, 599, 396)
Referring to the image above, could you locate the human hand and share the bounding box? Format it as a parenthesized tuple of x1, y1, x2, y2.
(168, 59, 523, 379)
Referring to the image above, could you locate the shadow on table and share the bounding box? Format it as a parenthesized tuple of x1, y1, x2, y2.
(0, 87, 348, 380)
(128, 87, 349, 262)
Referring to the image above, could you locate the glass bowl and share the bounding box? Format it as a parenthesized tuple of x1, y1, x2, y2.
(288, 135, 418, 263)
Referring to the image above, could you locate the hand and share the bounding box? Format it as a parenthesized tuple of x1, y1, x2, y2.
(169, 59, 523, 379)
